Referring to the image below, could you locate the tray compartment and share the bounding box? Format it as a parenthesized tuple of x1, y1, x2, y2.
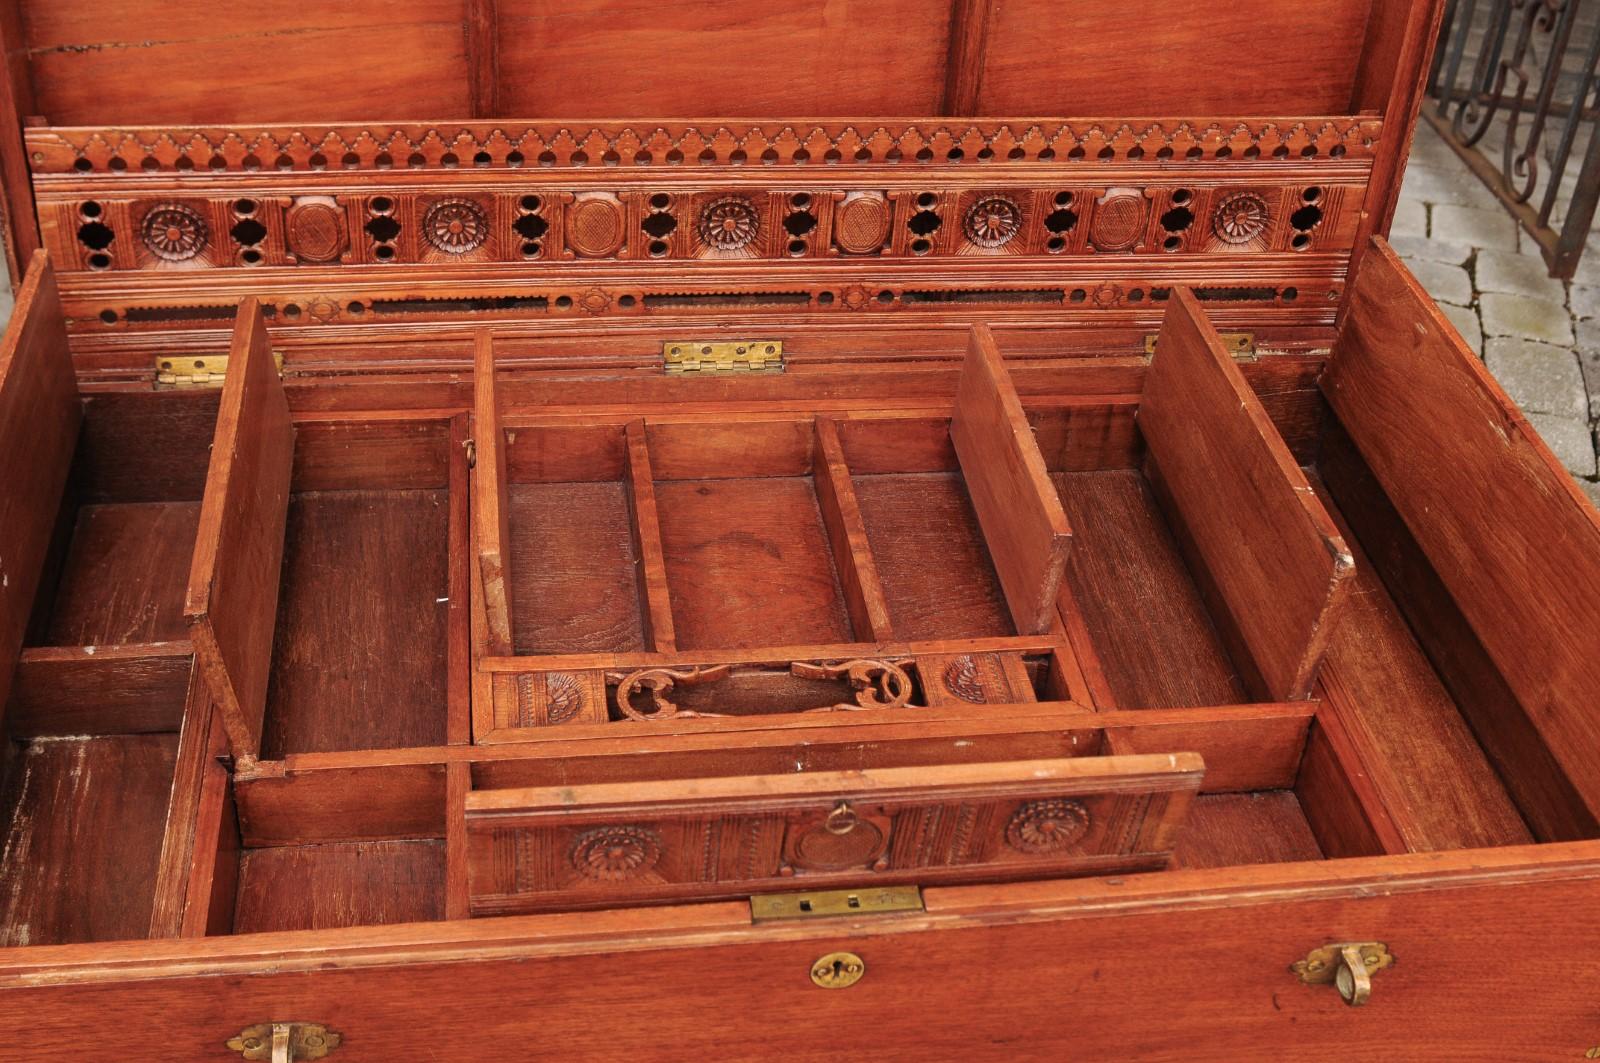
(232, 840, 446, 934)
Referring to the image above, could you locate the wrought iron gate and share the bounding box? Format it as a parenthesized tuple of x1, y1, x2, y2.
(1426, 0, 1600, 278)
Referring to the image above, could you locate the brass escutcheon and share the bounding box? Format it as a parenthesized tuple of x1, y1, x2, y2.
(1292, 942, 1393, 1006)
(810, 951, 866, 989)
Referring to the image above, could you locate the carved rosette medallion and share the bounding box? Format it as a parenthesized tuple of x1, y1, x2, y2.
(1089, 192, 1146, 252)
(570, 825, 663, 881)
(942, 656, 987, 704)
(566, 194, 626, 257)
(1005, 799, 1090, 855)
(422, 198, 488, 254)
(1213, 192, 1270, 245)
(834, 192, 891, 254)
(141, 204, 208, 261)
(963, 196, 1022, 248)
(286, 198, 346, 263)
(699, 195, 760, 250)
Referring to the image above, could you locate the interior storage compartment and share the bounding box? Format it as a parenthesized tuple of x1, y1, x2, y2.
(232, 840, 446, 934)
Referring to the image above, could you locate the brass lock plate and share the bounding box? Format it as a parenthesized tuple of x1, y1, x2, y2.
(751, 884, 923, 922)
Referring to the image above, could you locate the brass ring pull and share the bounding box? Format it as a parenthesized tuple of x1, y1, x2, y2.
(1292, 942, 1393, 1007)
(825, 802, 859, 835)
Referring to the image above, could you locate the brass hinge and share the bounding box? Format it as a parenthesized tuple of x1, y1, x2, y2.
(663, 340, 784, 374)
(750, 885, 923, 922)
(155, 352, 284, 388)
(1144, 331, 1256, 358)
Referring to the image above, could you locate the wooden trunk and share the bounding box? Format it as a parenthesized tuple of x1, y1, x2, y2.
(2, 2, 1600, 1059)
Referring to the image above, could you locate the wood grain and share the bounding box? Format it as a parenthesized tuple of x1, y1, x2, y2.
(261, 490, 450, 757)
(624, 420, 678, 653)
(942, 0, 994, 114)
(1323, 237, 1600, 830)
(1141, 287, 1352, 700)
(7, 641, 192, 737)
(1053, 469, 1246, 708)
(1310, 472, 1532, 852)
(1172, 792, 1323, 869)
(184, 299, 293, 760)
(508, 481, 645, 654)
(42, 501, 199, 646)
(950, 325, 1072, 635)
(0, 253, 78, 725)
(655, 477, 853, 649)
(853, 472, 1013, 640)
(232, 841, 445, 934)
(0, 734, 177, 946)
(473, 331, 515, 657)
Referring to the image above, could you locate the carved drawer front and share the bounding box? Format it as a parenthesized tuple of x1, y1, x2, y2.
(464, 755, 1203, 914)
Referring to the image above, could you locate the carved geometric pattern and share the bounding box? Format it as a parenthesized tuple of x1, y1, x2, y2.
(1089, 192, 1147, 251)
(29, 118, 1382, 174)
(570, 825, 662, 881)
(567, 194, 626, 258)
(834, 192, 891, 254)
(963, 196, 1023, 248)
(1213, 192, 1271, 245)
(698, 196, 760, 251)
(285, 198, 346, 263)
(1005, 799, 1091, 855)
(140, 204, 208, 261)
(422, 198, 489, 254)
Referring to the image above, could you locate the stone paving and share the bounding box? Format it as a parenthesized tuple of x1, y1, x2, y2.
(1394, 120, 1600, 507)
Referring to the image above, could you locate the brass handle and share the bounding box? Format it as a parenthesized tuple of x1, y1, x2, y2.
(227, 1023, 341, 1061)
(1292, 942, 1393, 1007)
(824, 802, 859, 835)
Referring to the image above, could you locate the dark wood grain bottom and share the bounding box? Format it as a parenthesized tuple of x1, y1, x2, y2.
(261, 489, 449, 757)
(1052, 469, 1246, 708)
(232, 840, 445, 934)
(1173, 792, 1324, 868)
(0, 734, 178, 945)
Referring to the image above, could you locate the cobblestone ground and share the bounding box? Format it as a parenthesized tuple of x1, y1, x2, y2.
(1394, 121, 1600, 508)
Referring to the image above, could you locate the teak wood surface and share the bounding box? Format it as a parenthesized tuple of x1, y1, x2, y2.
(3, 0, 1600, 1058)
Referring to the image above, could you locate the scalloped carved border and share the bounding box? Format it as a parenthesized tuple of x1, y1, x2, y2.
(27, 117, 1382, 175)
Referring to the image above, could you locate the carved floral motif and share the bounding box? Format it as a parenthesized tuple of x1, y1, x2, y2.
(422, 198, 488, 253)
(698, 196, 760, 250)
(544, 674, 587, 724)
(962, 196, 1022, 248)
(570, 825, 663, 881)
(1005, 799, 1090, 854)
(1213, 192, 1270, 244)
(942, 656, 987, 704)
(141, 204, 208, 261)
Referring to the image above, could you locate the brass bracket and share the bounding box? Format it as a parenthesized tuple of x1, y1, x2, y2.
(751, 884, 923, 922)
(1292, 942, 1393, 1006)
(1144, 331, 1255, 358)
(155, 351, 284, 388)
(663, 340, 784, 374)
(227, 1022, 341, 1061)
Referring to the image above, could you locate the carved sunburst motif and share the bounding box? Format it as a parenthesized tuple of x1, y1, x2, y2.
(1005, 799, 1090, 854)
(963, 196, 1022, 247)
(141, 204, 208, 261)
(570, 825, 662, 881)
(544, 673, 586, 724)
(1213, 192, 1270, 245)
(942, 656, 987, 704)
(422, 198, 488, 253)
(698, 195, 760, 250)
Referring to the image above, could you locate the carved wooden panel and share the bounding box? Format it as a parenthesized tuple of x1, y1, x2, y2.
(464, 756, 1202, 913)
(497, 671, 608, 728)
(920, 653, 1038, 707)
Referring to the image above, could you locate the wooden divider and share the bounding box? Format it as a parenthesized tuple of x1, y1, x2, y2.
(184, 299, 293, 760)
(814, 417, 895, 642)
(1140, 287, 1354, 701)
(473, 332, 515, 657)
(8, 642, 192, 736)
(950, 325, 1073, 635)
(0, 251, 79, 725)
(623, 419, 677, 653)
(1323, 236, 1600, 838)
